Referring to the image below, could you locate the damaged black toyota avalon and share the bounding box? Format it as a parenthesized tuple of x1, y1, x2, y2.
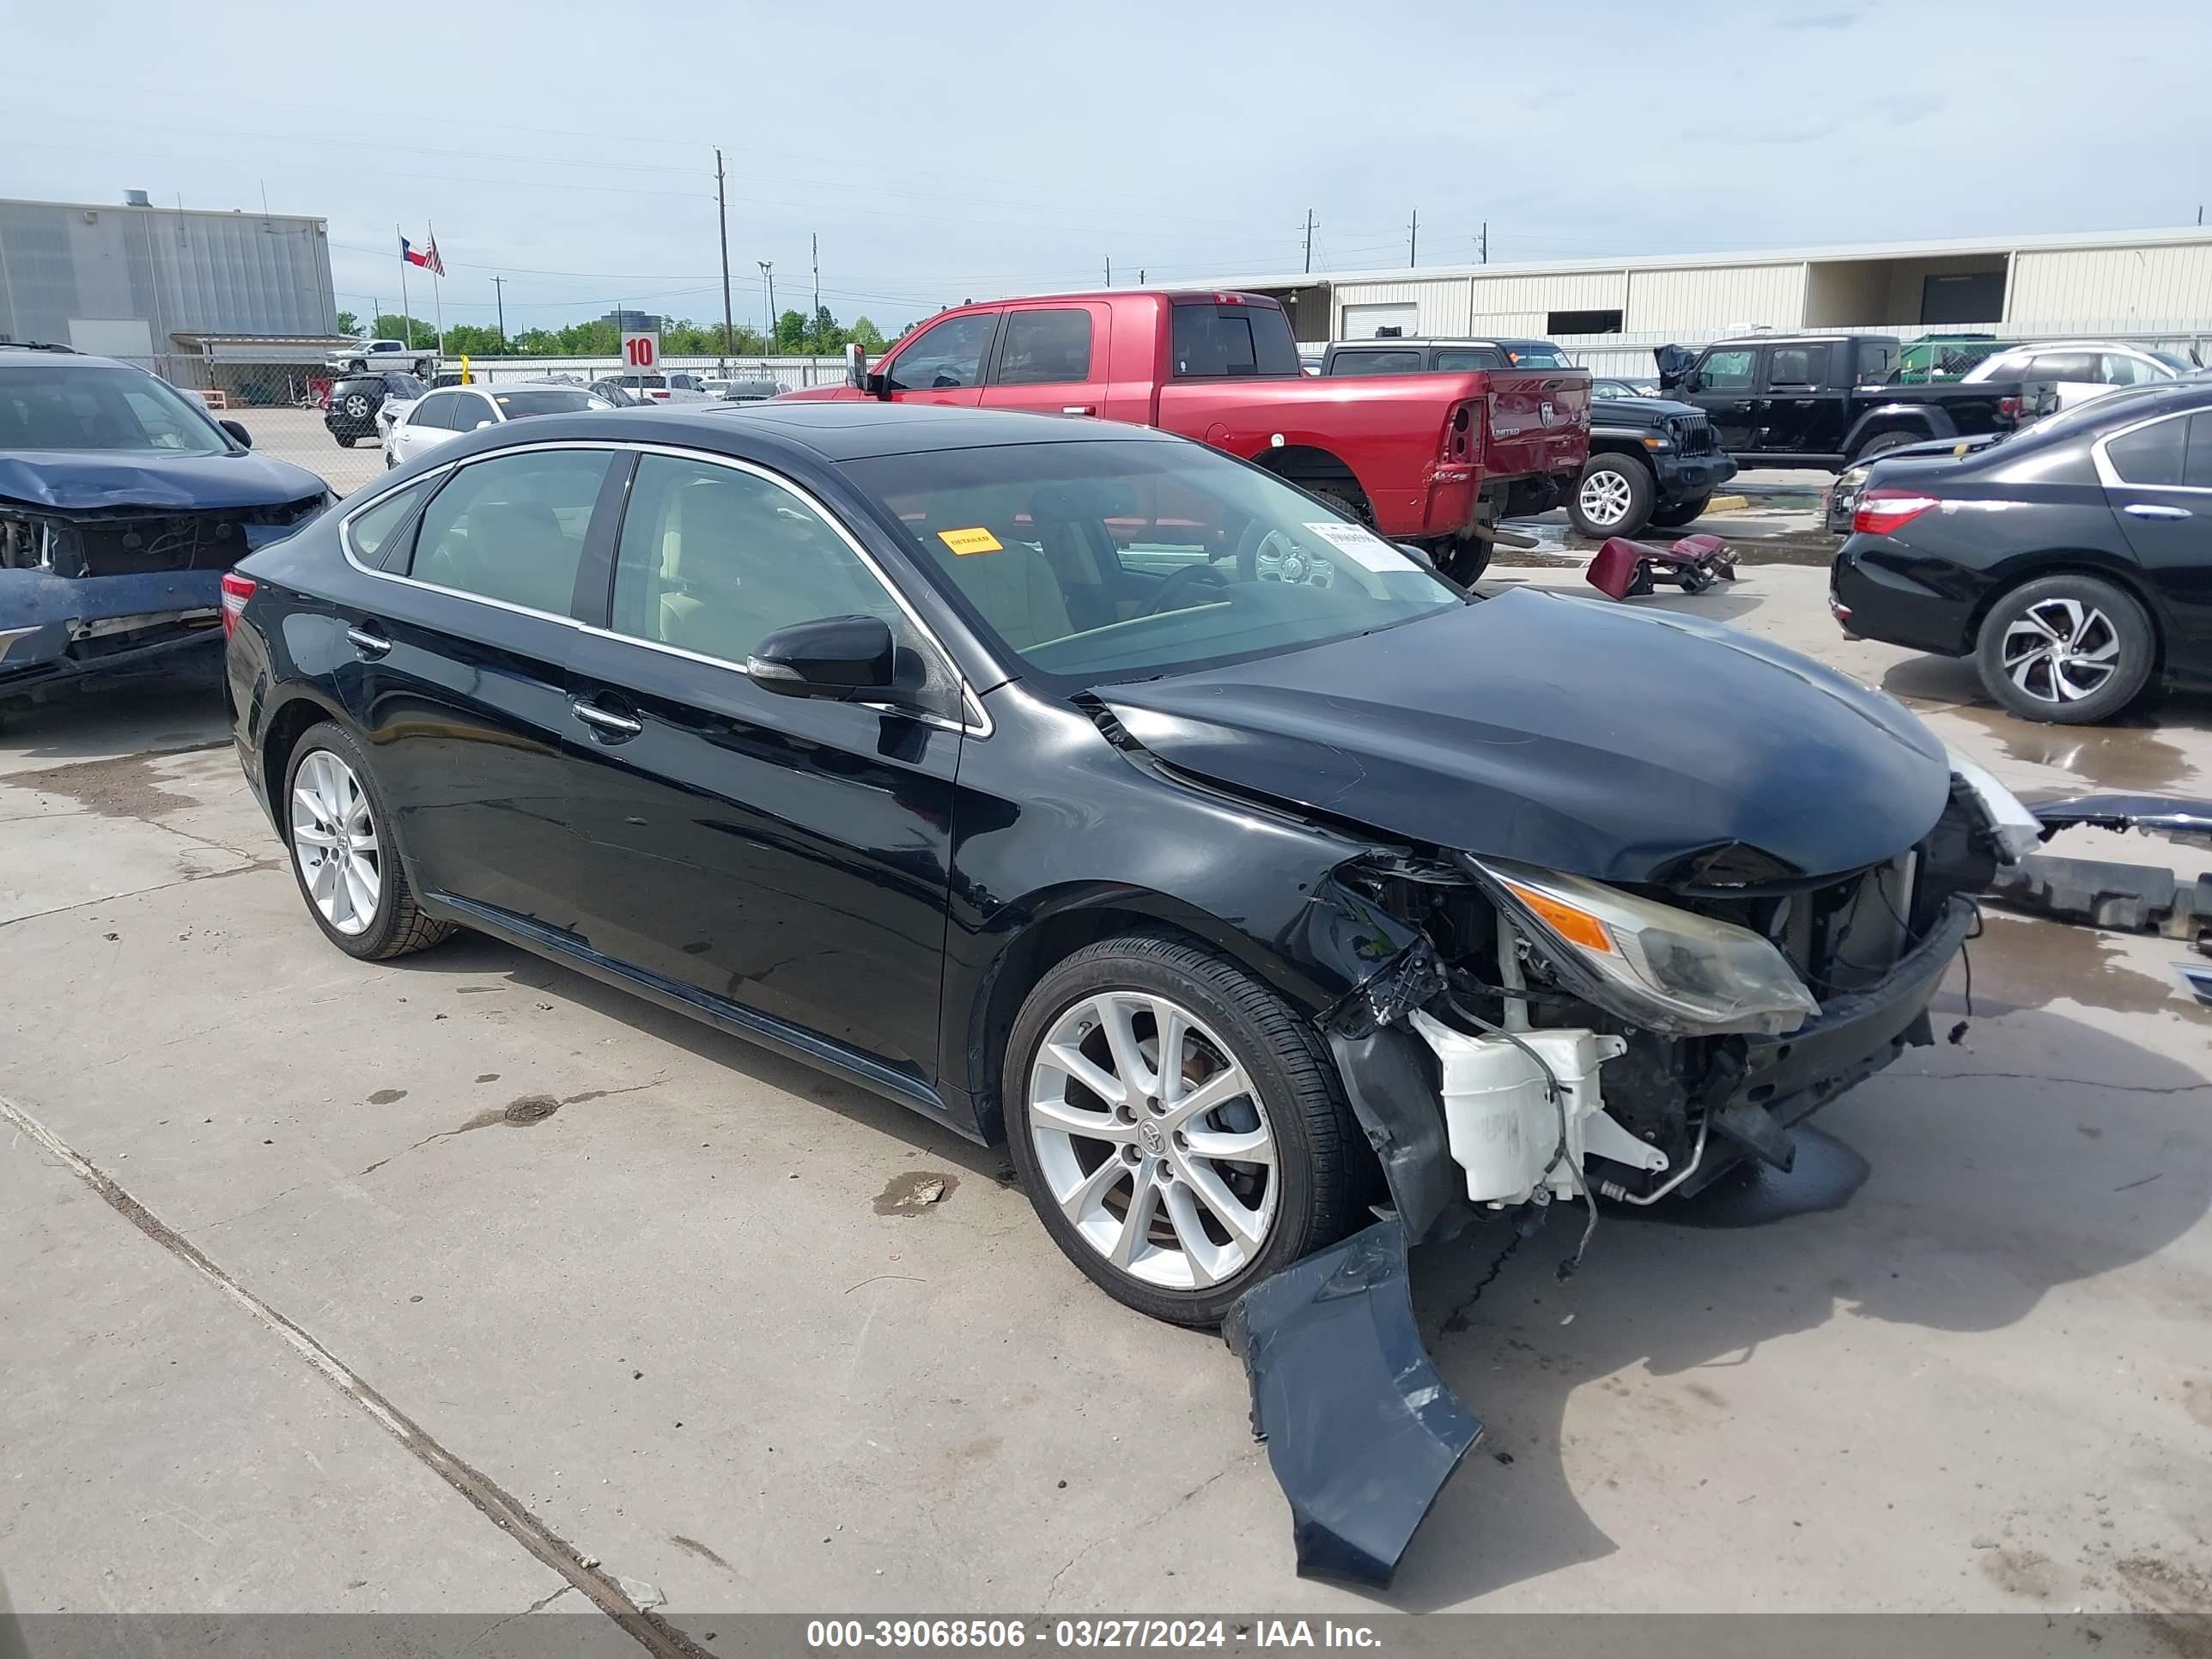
(222, 403, 2039, 1583)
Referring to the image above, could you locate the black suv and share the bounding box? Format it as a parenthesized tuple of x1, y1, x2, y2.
(1322, 338, 1735, 538)
(325, 372, 426, 447)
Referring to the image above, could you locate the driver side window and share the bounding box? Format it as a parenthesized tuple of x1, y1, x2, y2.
(1698, 349, 1756, 391)
(884, 313, 1000, 392)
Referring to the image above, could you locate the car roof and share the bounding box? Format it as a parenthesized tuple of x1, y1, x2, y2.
(440, 401, 1179, 466)
(0, 349, 139, 374)
(1984, 339, 2164, 354)
(1706, 333, 1898, 347)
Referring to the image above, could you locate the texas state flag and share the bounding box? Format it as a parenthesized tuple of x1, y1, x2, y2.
(400, 235, 445, 276)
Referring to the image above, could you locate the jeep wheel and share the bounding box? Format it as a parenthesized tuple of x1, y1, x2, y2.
(1650, 494, 1712, 529)
(1569, 453, 1656, 538)
(1850, 430, 1918, 465)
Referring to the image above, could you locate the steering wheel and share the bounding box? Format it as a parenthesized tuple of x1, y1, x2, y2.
(1138, 562, 1230, 617)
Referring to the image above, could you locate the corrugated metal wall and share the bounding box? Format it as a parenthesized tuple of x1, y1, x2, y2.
(1333, 278, 1469, 336)
(1468, 267, 1627, 333)
(1622, 263, 1808, 332)
(2008, 243, 2212, 332)
(0, 200, 335, 360)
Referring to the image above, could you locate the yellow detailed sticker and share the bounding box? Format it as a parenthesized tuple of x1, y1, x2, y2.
(938, 526, 1004, 556)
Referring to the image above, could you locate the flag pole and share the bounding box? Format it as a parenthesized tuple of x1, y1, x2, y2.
(398, 225, 411, 349)
(429, 222, 445, 362)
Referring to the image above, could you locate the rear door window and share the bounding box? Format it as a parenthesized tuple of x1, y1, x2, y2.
(408, 448, 615, 615)
(1765, 344, 1830, 390)
(343, 480, 433, 569)
(2103, 414, 2188, 487)
(884, 312, 1000, 392)
(1170, 303, 1299, 378)
(993, 309, 1096, 386)
(2188, 412, 2212, 488)
(1856, 341, 1897, 384)
(2030, 352, 2098, 382)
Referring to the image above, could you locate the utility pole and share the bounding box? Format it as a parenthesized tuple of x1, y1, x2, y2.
(716, 149, 736, 369)
(491, 276, 506, 349)
(1408, 207, 1419, 267)
(811, 231, 821, 339)
(1105, 257, 1112, 287)
(757, 261, 775, 345)
(1304, 208, 1315, 274)
(1478, 222, 1487, 264)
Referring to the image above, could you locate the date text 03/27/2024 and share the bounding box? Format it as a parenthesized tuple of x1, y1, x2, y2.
(803, 1619, 1384, 1649)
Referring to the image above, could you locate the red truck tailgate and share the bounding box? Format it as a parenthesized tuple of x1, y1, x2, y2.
(1480, 368, 1589, 481)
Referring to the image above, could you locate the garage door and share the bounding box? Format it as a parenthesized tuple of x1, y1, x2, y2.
(1340, 302, 1419, 341)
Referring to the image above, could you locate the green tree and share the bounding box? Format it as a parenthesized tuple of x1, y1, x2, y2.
(371, 313, 440, 349)
(335, 310, 362, 337)
(849, 316, 888, 352)
(441, 323, 507, 358)
(773, 308, 811, 354)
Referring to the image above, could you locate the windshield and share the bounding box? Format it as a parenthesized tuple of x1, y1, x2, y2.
(2150, 350, 2193, 374)
(0, 366, 235, 455)
(842, 439, 1462, 688)
(491, 389, 603, 417)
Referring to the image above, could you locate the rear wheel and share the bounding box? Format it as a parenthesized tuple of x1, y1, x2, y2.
(283, 724, 453, 960)
(1850, 430, 1918, 465)
(1975, 574, 2155, 725)
(1650, 494, 1712, 529)
(1004, 936, 1358, 1328)
(1569, 452, 1656, 538)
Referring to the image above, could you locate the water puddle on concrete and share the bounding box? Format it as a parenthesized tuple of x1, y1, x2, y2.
(1966, 911, 2196, 1018)
(1946, 703, 2198, 793)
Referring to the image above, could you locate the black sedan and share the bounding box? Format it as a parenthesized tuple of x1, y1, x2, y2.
(1832, 379, 2212, 723)
(222, 404, 2018, 1334)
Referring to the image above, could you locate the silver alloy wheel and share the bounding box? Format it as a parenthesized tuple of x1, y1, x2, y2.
(343, 393, 371, 418)
(2001, 598, 2121, 703)
(1027, 991, 1279, 1291)
(1577, 466, 1635, 527)
(290, 749, 382, 937)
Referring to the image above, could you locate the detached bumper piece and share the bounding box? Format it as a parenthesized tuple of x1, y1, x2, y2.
(1986, 794, 2212, 958)
(1586, 532, 1736, 600)
(1223, 1218, 1480, 1588)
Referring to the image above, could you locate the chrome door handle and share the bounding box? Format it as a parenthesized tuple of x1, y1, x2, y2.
(345, 625, 392, 657)
(2124, 502, 2191, 520)
(1061, 404, 1097, 416)
(570, 700, 643, 738)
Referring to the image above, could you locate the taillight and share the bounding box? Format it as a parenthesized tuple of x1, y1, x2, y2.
(1998, 395, 2020, 421)
(1444, 400, 1478, 460)
(219, 570, 255, 639)
(1851, 489, 1941, 537)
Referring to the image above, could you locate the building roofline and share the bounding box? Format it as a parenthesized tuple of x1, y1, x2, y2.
(0, 195, 327, 228)
(1029, 227, 2212, 298)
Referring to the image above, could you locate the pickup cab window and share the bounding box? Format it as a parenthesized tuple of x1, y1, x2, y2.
(885, 313, 1000, 392)
(1698, 349, 1757, 391)
(994, 309, 1094, 386)
(1856, 341, 1896, 385)
(1170, 302, 1299, 379)
(1434, 348, 1507, 371)
(1332, 349, 1426, 375)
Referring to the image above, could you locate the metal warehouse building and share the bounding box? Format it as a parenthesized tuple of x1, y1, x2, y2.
(1189, 228, 2212, 371)
(0, 193, 341, 391)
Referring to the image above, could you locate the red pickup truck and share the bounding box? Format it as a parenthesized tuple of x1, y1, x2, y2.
(785, 290, 1589, 582)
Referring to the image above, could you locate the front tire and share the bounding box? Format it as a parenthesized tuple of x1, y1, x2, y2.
(283, 723, 453, 960)
(1975, 574, 2155, 725)
(1004, 936, 1358, 1327)
(1569, 452, 1656, 538)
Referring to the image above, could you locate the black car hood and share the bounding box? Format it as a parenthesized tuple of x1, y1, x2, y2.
(0, 449, 328, 513)
(1592, 394, 1704, 423)
(1096, 591, 1953, 884)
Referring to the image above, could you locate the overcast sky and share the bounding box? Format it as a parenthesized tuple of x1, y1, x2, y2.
(13, 0, 2209, 335)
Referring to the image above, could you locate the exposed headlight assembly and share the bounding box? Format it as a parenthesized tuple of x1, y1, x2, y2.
(1468, 856, 1821, 1037)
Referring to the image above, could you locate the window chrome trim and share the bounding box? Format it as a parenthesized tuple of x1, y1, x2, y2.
(2089, 408, 2212, 495)
(334, 438, 994, 736)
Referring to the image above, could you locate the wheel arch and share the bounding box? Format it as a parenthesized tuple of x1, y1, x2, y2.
(1251, 443, 1374, 519)
(1844, 405, 1949, 460)
(958, 883, 1359, 1147)
(257, 690, 351, 839)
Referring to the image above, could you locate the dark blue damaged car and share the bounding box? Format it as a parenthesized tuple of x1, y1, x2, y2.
(0, 346, 330, 703)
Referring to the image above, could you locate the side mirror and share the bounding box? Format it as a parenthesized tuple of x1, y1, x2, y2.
(1395, 542, 1438, 570)
(220, 419, 252, 448)
(746, 615, 896, 701)
(474, 420, 495, 430)
(844, 342, 868, 389)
